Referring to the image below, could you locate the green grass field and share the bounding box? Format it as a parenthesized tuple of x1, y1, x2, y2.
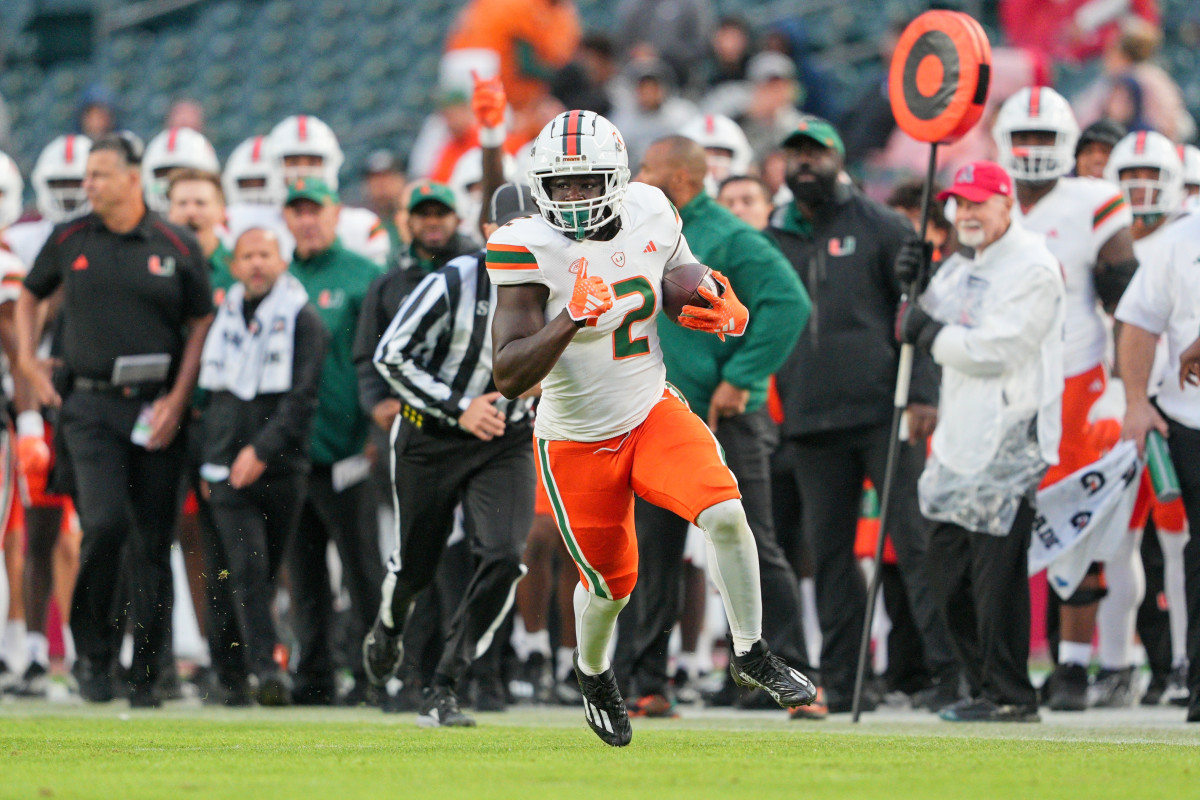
(3, 705, 1198, 799)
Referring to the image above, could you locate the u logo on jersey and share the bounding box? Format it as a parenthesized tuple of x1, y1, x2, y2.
(568, 256, 588, 275)
(148, 254, 176, 276)
(611, 252, 625, 267)
(317, 288, 346, 309)
(827, 236, 856, 257)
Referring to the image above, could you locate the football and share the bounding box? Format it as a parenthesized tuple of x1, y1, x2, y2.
(661, 262, 720, 323)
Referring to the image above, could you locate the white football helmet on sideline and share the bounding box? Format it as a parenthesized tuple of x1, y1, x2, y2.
(993, 87, 1080, 182)
(142, 127, 220, 213)
(0, 151, 24, 230)
(31, 134, 91, 223)
(448, 147, 518, 234)
(527, 110, 630, 239)
(269, 114, 344, 190)
(1179, 144, 1200, 204)
(681, 113, 755, 183)
(223, 135, 286, 207)
(1105, 130, 1184, 218)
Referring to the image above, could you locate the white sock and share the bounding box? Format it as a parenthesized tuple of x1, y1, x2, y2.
(27, 631, 49, 667)
(573, 582, 627, 675)
(1157, 525, 1190, 666)
(1097, 529, 1144, 670)
(678, 650, 702, 679)
(696, 499, 761, 656)
(3, 620, 26, 671)
(556, 646, 575, 682)
(62, 623, 76, 669)
(525, 629, 551, 658)
(1059, 640, 1092, 667)
(510, 615, 531, 661)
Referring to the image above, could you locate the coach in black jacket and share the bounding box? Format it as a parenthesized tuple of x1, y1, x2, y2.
(198, 228, 327, 705)
(767, 116, 956, 713)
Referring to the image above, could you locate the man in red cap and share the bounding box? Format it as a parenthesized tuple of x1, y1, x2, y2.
(898, 161, 1066, 722)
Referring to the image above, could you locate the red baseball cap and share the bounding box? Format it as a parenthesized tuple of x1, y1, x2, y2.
(937, 161, 1013, 203)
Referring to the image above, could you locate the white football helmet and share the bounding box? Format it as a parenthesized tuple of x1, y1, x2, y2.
(1105, 131, 1184, 218)
(0, 151, 23, 230)
(223, 135, 286, 207)
(1179, 144, 1200, 191)
(680, 114, 755, 182)
(993, 87, 1080, 182)
(31, 134, 91, 223)
(527, 110, 630, 239)
(142, 127, 220, 213)
(269, 114, 344, 190)
(448, 147, 518, 233)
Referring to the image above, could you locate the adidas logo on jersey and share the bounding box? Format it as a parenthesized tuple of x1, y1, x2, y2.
(643, 241, 657, 253)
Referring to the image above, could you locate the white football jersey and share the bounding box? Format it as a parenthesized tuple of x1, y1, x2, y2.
(225, 203, 388, 266)
(1115, 208, 1200, 428)
(3, 219, 53, 270)
(0, 245, 27, 305)
(1014, 177, 1132, 377)
(486, 182, 697, 442)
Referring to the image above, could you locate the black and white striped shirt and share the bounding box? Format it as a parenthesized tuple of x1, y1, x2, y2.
(374, 251, 534, 430)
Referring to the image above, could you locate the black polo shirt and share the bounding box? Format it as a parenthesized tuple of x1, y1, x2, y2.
(25, 210, 212, 382)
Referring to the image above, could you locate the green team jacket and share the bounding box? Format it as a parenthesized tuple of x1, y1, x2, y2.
(209, 240, 236, 299)
(658, 192, 811, 415)
(289, 239, 383, 465)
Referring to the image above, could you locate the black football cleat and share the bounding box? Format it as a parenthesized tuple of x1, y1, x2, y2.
(362, 616, 404, 687)
(417, 685, 476, 728)
(729, 640, 817, 708)
(573, 651, 632, 747)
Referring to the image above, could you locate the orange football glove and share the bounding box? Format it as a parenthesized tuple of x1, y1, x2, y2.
(678, 270, 749, 341)
(471, 69, 507, 131)
(567, 261, 613, 326)
(17, 434, 51, 501)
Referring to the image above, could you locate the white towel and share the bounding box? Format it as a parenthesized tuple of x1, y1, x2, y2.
(198, 273, 309, 400)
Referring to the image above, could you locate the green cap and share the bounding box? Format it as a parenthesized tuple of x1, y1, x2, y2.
(407, 180, 457, 213)
(781, 115, 845, 158)
(285, 176, 340, 207)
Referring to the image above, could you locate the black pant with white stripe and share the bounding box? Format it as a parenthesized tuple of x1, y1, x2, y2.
(382, 417, 535, 689)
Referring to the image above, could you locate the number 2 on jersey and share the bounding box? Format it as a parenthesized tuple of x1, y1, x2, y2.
(611, 276, 656, 360)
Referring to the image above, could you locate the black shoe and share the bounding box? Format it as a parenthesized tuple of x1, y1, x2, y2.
(223, 679, 254, 707)
(128, 684, 162, 709)
(1045, 663, 1089, 711)
(156, 670, 185, 702)
(418, 685, 476, 728)
(1188, 693, 1200, 723)
(291, 681, 335, 706)
(1089, 666, 1134, 708)
(0, 659, 18, 693)
(523, 652, 555, 705)
(825, 685, 879, 714)
(701, 676, 739, 707)
(256, 671, 292, 707)
(729, 641, 816, 708)
(73, 659, 114, 703)
(940, 697, 1039, 722)
(573, 652, 632, 747)
(363, 617, 404, 687)
(1141, 672, 1168, 706)
(1165, 664, 1191, 707)
(472, 676, 507, 712)
(14, 662, 50, 698)
(383, 672, 424, 713)
(912, 678, 963, 713)
(671, 668, 701, 705)
(339, 680, 383, 708)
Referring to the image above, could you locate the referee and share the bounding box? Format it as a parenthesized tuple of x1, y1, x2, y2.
(14, 132, 213, 708)
(363, 184, 537, 728)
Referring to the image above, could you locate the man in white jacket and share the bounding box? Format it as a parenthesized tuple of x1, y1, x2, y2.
(899, 161, 1066, 722)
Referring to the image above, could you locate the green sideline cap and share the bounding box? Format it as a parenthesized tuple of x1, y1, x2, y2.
(285, 176, 340, 207)
(407, 180, 457, 213)
(781, 116, 845, 158)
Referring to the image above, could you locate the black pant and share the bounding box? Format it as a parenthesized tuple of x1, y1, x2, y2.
(289, 465, 383, 692)
(928, 499, 1037, 707)
(382, 420, 534, 689)
(1136, 516, 1173, 678)
(621, 408, 810, 696)
(210, 472, 307, 676)
(1164, 415, 1200, 699)
(784, 424, 956, 697)
(62, 391, 186, 689)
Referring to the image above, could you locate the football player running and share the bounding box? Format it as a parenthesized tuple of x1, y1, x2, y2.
(993, 87, 1138, 710)
(488, 111, 816, 747)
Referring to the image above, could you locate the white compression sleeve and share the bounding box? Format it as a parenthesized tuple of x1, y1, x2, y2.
(573, 582, 628, 676)
(1097, 528, 1144, 669)
(1157, 525, 1190, 666)
(696, 499, 762, 656)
